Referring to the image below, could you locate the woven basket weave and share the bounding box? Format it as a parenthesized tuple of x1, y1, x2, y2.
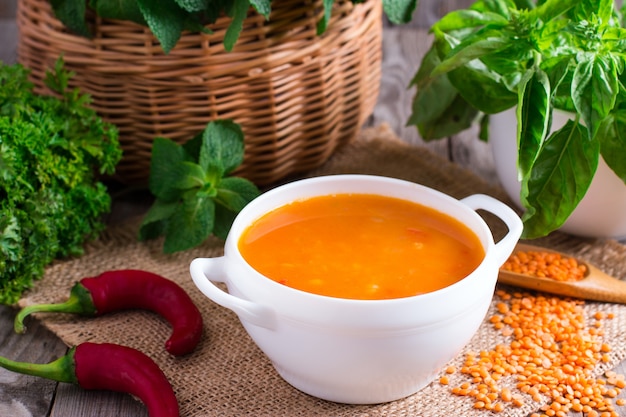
(16, 0, 382, 186)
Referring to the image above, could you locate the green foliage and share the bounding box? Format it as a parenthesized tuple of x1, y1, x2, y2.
(0, 58, 122, 305)
(49, 0, 418, 54)
(409, 0, 626, 238)
(139, 120, 260, 253)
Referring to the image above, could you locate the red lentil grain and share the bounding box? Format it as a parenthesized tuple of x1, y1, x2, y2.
(444, 289, 623, 416)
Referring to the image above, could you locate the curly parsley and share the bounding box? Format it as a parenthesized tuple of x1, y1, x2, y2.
(0, 58, 122, 304)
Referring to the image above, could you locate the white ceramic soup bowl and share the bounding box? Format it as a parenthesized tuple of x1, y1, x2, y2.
(190, 174, 522, 404)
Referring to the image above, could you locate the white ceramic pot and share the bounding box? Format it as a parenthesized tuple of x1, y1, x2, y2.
(490, 108, 626, 240)
(190, 175, 522, 404)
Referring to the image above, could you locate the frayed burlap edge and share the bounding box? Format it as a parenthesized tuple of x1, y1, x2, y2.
(17, 124, 626, 417)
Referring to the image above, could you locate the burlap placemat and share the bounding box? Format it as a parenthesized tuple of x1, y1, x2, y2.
(18, 124, 626, 417)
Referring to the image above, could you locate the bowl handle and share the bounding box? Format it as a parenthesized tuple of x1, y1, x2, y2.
(190, 257, 276, 330)
(460, 194, 523, 266)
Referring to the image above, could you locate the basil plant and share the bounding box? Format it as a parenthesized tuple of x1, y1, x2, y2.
(409, 0, 626, 238)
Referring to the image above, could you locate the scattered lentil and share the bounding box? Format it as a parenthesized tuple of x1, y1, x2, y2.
(501, 250, 587, 281)
(440, 289, 624, 415)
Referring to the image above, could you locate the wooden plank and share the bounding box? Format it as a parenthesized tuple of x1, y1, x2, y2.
(0, 305, 68, 417)
(368, 27, 450, 158)
(0, 0, 17, 19)
(51, 384, 148, 417)
(0, 19, 18, 64)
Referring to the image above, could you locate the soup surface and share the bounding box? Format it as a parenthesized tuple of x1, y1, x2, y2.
(238, 193, 485, 300)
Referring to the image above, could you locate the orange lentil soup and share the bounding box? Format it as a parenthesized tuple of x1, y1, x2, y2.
(238, 193, 485, 300)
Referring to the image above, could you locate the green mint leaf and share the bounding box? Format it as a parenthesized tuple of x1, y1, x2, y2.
(517, 68, 550, 180)
(138, 199, 178, 241)
(50, 0, 91, 37)
(216, 176, 260, 212)
(521, 120, 599, 238)
(382, 0, 418, 25)
(200, 120, 245, 177)
(149, 137, 193, 200)
(213, 205, 238, 241)
(137, 0, 187, 54)
(572, 53, 619, 141)
(143, 119, 258, 253)
(224, 0, 251, 51)
(317, 0, 334, 35)
(249, 0, 271, 18)
(182, 130, 204, 159)
(174, 0, 206, 12)
(163, 194, 215, 253)
(91, 0, 145, 24)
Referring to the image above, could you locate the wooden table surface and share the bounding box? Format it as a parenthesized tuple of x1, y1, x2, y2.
(2, 2, 626, 417)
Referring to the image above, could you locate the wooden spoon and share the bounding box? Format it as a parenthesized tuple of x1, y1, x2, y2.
(498, 242, 626, 304)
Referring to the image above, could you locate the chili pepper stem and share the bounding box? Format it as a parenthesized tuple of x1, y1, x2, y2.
(14, 284, 96, 334)
(0, 348, 77, 384)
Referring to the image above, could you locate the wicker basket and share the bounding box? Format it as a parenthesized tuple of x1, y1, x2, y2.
(16, 0, 382, 186)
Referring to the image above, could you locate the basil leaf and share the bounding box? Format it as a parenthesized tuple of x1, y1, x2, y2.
(200, 120, 245, 177)
(541, 56, 571, 95)
(598, 110, 626, 182)
(531, 0, 579, 22)
(433, 30, 517, 114)
(472, 0, 515, 20)
(517, 68, 550, 179)
(163, 194, 216, 253)
(415, 95, 479, 140)
(433, 10, 509, 32)
(408, 46, 458, 128)
(512, 0, 535, 9)
(572, 53, 619, 140)
(521, 120, 599, 238)
(572, 0, 613, 24)
(447, 63, 517, 114)
(433, 29, 512, 76)
(383, 0, 418, 25)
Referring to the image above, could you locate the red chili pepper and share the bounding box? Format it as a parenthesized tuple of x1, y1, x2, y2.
(15, 270, 203, 356)
(0, 342, 179, 417)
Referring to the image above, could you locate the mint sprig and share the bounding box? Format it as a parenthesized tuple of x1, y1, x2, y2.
(139, 120, 260, 253)
(52, 0, 417, 54)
